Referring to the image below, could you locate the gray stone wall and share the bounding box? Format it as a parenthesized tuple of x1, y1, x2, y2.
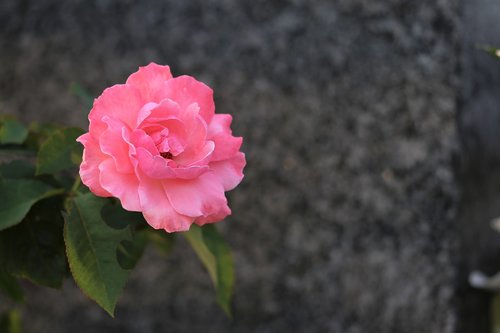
(0, 1, 464, 332)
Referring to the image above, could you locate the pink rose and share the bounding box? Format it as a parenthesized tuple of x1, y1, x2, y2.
(77, 63, 245, 232)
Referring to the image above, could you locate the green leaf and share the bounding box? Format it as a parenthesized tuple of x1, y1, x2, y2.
(116, 233, 148, 270)
(64, 193, 132, 316)
(0, 119, 28, 145)
(493, 292, 500, 333)
(36, 127, 84, 175)
(25, 122, 59, 150)
(0, 160, 35, 180)
(0, 267, 24, 302)
(0, 310, 22, 333)
(1, 196, 67, 288)
(0, 179, 63, 231)
(101, 202, 145, 230)
(100, 203, 150, 270)
(117, 229, 176, 268)
(183, 225, 234, 316)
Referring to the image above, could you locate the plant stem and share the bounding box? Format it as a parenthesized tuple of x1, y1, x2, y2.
(70, 176, 81, 195)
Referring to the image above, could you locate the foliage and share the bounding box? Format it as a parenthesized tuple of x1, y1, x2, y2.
(0, 114, 235, 325)
(478, 45, 500, 59)
(184, 225, 234, 316)
(0, 309, 22, 333)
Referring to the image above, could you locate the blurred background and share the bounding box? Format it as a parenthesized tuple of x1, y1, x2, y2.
(2, 0, 500, 332)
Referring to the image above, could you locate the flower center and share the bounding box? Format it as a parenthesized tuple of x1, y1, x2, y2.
(160, 151, 173, 159)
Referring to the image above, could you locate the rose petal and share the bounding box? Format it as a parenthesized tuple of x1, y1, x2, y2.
(138, 98, 181, 127)
(209, 152, 246, 191)
(89, 84, 144, 139)
(139, 99, 190, 155)
(175, 140, 214, 167)
(136, 147, 209, 179)
(164, 172, 229, 218)
(99, 159, 141, 211)
(126, 63, 173, 101)
(178, 103, 207, 150)
(138, 176, 193, 232)
(154, 75, 215, 123)
(129, 129, 159, 156)
(136, 102, 158, 126)
(79, 64, 245, 233)
(208, 114, 243, 161)
(77, 133, 112, 197)
(137, 147, 176, 178)
(195, 204, 231, 226)
(99, 116, 134, 173)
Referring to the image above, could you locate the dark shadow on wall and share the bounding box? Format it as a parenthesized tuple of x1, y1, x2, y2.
(456, 1, 500, 332)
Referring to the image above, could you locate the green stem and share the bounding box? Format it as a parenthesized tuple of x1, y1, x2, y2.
(70, 176, 81, 195)
(49, 188, 66, 197)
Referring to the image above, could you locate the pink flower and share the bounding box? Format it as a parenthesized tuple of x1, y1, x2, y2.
(77, 63, 245, 232)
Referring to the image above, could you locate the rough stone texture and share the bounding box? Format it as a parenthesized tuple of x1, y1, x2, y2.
(0, 1, 461, 332)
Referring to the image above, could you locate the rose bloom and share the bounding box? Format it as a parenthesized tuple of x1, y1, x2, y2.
(77, 63, 245, 232)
